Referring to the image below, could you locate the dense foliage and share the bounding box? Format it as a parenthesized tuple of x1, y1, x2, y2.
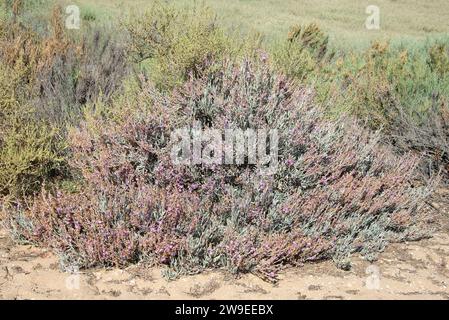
(6, 60, 435, 280)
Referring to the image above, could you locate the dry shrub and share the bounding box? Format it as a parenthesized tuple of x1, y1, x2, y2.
(33, 27, 129, 125)
(429, 43, 449, 77)
(301, 39, 449, 180)
(0, 3, 130, 125)
(287, 23, 329, 61)
(391, 94, 449, 179)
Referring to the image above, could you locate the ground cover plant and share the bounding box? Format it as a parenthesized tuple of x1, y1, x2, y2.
(0, 0, 447, 281)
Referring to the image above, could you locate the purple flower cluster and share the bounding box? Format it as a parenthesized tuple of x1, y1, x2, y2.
(6, 60, 435, 280)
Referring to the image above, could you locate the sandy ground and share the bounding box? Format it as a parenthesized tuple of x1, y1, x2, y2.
(1, 226, 449, 300)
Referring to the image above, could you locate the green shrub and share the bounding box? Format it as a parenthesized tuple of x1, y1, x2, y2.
(272, 23, 333, 81)
(0, 62, 66, 198)
(124, 1, 258, 91)
(326, 41, 449, 177)
(429, 43, 449, 77)
(273, 29, 449, 178)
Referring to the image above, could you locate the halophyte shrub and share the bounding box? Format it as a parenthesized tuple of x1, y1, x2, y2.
(6, 60, 436, 281)
(0, 2, 130, 126)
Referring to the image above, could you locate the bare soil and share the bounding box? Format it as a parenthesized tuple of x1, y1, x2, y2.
(1, 226, 449, 300)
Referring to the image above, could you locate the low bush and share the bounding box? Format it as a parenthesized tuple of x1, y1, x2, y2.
(6, 60, 435, 280)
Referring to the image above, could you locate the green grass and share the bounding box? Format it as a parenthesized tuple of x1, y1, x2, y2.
(55, 0, 449, 49)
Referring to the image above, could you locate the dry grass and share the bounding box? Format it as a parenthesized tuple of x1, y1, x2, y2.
(60, 0, 449, 48)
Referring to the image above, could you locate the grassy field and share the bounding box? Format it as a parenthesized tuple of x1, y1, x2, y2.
(61, 0, 449, 48)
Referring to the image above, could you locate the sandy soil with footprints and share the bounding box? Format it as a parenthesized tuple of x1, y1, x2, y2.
(1, 225, 449, 300)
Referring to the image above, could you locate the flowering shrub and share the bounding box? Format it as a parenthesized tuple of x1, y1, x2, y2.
(6, 60, 435, 281)
(0, 61, 66, 198)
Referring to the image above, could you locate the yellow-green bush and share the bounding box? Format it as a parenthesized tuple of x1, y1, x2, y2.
(272, 23, 332, 81)
(331, 42, 400, 129)
(429, 43, 449, 77)
(0, 5, 76, 198)
(0, 62, 66, 198)
(124, 2, 259, 91)
(0, 113, 65, 197)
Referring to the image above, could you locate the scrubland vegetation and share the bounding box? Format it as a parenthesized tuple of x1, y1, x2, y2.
(0, 0, 448, 281)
